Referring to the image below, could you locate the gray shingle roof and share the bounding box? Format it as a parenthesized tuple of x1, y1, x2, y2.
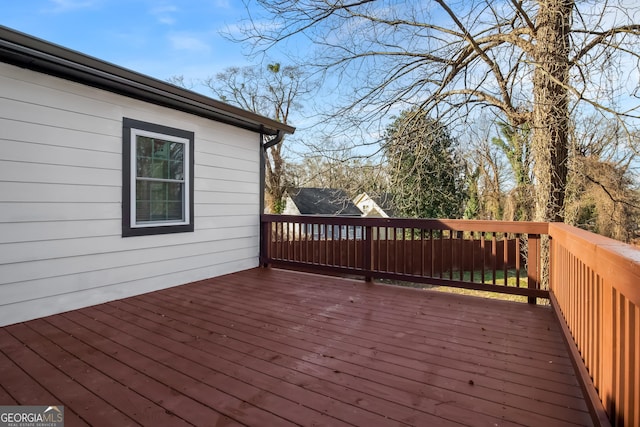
(288, 188, 362, 216)
(372, 192, 398, 217)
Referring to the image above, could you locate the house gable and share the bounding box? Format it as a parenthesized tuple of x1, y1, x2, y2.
(354, 192, 397, 218)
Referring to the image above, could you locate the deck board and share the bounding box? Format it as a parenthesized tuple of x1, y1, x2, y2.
(0, 267, 594, 426)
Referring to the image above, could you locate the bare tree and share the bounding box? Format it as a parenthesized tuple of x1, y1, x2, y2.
(288, 138, 388, 196)
(237, 0, 640, 221)
(472, 136, 510, 220)
(204, 63, 312, 212)
(566, 117, 640, 240)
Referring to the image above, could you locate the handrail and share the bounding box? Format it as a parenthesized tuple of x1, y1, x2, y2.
(261, 214, 549, 302)
(549, 223, 639, 427)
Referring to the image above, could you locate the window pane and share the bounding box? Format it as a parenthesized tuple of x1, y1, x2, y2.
(136, 136, 152, 157)
(136, 199, 150, 222)
(136, 136, 153, 177)
(169, 143, 184, 180)
(152, 140, 168, 180)
(169, 160, 183, 180)
(137, 137, 185, 180)
(167, 201, 183, 219)
(170, 142, 184, 162)
(136, 180, 184, 223)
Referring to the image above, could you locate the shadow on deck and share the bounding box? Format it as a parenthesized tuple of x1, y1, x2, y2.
(0, 268, 593, 426)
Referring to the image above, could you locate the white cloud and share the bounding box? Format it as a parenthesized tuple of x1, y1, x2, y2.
(150, 4, 179, 25)
(45, 0, 98, 13)
(168, 33, 211, 53)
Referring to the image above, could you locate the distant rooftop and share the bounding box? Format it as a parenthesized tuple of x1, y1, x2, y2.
(287, 188, 362, 216)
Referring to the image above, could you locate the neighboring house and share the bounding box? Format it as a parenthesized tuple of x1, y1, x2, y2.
(283, 188, 362, 216)
(0, 27, 294, 326)
(353, 192, 397, 218)
(283, 188, 363, 239)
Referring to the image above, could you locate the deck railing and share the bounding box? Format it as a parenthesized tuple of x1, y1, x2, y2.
(260, 214, 640, 427)
(549, 223, 639, 427)
(261, 214, 549, 302)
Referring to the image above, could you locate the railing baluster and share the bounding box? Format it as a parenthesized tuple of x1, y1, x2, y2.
(447, 230, 452, 280)
(305, 221, 310, 263)
(420, 228, 425, 277)
(287, 220, 292, 261)
(516, 234, 521, 287)
(428, 229, 434, 278)
(294, 219, 298, 262)
(481, 232, 486, 284)
(326, 223, 331, 265)
(277, 221, 282, 260)
(402, 227, 407, 275)
(411, 229, 415, 274)
(385, 227, 390, 273)
(394, 227, 399, 274)
(437, 229, 442, 278)
(364, 225, 372, 281)
(470, 231, 475, 283)
(527, 234, 540, 304)
(338, 223, 343, 267)
(503, 233, 509, 287)
(492, 233, 497, 285)
(459, 231, 464, 282)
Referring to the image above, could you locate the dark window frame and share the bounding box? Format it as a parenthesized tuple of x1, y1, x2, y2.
(122, 118, 194, 237)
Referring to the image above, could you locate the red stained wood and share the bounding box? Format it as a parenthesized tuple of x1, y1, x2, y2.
(1, 268, 593, 426)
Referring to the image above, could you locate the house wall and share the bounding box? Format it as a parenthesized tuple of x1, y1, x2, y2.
(0, 62, 262, 326)
(282, 196, 301, 215)
(354, 194, 388, 218)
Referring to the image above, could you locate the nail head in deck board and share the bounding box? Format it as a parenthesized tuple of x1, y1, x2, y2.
(0, 268, 595, 426)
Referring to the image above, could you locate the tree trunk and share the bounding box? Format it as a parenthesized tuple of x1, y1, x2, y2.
(532, 0, 573, 222)
(264, 144, 286, 213)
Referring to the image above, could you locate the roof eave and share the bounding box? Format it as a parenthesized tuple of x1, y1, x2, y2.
(0, 26, 295, 136)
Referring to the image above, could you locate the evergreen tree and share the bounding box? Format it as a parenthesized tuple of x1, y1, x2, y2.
(383, 110, 466, 219)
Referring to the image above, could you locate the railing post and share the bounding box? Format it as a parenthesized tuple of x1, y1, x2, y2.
(364, 225, 373, 282)
(260, 217, 270, 268)
(527, 234, 540, 304)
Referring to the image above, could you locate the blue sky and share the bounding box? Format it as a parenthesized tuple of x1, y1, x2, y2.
(1, 0, 261, 93)
(5, 1, 637, 163)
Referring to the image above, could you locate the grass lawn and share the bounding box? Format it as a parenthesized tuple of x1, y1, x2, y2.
(380, 269, 549, 304)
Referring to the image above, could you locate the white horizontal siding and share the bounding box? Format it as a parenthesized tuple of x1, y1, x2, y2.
(0, 117, 120, 153)
(0, 62, 262, 326)
(195, 179, 258, 194)
(0, 219, 121, 244)
(0, 254, 257, 331)
(197, 163, 259, 183)
(0, 224, 258, 266)
(1, 239, 258, 305)
(0, 202, 121, 223)
(0, 181, 119, 203)
(0, 161, 121, 187)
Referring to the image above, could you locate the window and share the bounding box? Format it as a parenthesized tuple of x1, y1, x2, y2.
(122, 118, 194, 236)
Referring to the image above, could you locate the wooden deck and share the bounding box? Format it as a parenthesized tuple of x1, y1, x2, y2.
(0, 268, 593, 426)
